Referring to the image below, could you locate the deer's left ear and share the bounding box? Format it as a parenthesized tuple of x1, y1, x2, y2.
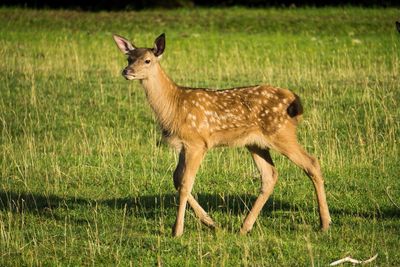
(153, 33, 166, 58)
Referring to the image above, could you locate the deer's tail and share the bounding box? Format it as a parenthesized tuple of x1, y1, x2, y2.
(287, 93, 303, 123)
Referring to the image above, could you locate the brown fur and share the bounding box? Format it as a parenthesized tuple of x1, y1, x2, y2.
(113, 34, 331, 236)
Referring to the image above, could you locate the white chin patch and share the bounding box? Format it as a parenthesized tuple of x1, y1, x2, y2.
(124, 75, 135, 80)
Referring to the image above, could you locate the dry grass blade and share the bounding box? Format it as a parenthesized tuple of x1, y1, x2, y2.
(386, 187, 400, 209)
(329, 254, 378, 266)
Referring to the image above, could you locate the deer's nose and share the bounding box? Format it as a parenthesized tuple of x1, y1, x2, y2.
(122, 69, 129, 76)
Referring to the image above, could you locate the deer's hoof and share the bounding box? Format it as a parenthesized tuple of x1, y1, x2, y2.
(172, 224, 184, 237)
(201, 216, 217, 229)
(239, 226, 252, 235)
(321, 215, 332, 231)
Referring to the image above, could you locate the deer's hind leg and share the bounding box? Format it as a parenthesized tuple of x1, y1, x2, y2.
(271, 124, 331, 230)
(240, 146, 278, 234)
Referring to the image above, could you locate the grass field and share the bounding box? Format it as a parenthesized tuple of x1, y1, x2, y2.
(0, 7, 399, 266)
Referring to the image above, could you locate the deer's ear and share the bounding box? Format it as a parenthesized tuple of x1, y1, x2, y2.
(153, 33, 165, 57)
(113, 34, 135, 54)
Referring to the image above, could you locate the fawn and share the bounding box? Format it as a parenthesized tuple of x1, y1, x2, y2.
(113, 33, 331, 237)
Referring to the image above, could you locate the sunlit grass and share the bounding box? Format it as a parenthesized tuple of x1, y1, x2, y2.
(0, 7, 399, 266)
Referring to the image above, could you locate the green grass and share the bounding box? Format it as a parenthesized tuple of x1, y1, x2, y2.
(0, 6, 399, 266)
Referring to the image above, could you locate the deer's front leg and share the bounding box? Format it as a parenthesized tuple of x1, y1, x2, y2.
(173, 146, 206, 237)
(173, 149, 215, 229)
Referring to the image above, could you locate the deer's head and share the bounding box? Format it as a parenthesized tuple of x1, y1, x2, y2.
(113, 33, 165, 80)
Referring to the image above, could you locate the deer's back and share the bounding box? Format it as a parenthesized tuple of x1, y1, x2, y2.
(171, 85, 301, 148)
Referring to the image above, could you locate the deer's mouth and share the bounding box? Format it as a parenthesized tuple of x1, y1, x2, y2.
(122, 69, 137, 80)
(123, 74, 136, 80)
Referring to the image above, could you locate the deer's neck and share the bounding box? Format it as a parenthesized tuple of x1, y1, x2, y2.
(140, 64, 179, 133)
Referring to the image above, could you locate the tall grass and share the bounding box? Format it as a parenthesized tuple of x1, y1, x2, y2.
(0, 7, 399, 266)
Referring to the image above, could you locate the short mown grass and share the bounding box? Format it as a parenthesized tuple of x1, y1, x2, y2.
(0, 7, 399, 266)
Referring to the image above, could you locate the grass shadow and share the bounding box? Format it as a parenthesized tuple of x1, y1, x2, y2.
(1, 190, 398, 224)
(0, 190, 92, 224)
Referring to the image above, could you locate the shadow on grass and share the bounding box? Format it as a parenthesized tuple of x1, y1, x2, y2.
(0, 190, 280, 218)
(0, 189, 399, 224)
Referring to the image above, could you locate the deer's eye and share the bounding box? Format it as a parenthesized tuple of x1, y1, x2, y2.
(145, 59, 151, 64)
